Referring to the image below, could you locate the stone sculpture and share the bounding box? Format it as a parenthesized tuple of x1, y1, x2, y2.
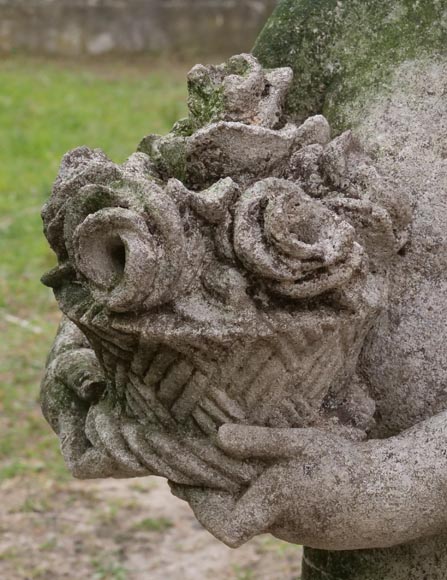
(41, 52, 408, 484)
(41, 1, 447, 576)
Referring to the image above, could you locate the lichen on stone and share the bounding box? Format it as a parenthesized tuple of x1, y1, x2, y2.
(253, 0, 447, 131)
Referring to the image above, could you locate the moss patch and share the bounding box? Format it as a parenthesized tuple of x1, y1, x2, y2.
(254, 0, 447, 131)
(188, 78, 225, 130)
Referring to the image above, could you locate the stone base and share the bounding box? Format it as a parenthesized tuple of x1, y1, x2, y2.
(302, 535, 447, 580)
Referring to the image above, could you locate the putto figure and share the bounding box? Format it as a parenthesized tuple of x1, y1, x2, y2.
(41, 54, 420, 549)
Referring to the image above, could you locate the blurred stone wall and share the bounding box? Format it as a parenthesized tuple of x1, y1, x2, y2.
(0, 0, 278, 57)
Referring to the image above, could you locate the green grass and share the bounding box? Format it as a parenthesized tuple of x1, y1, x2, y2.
(233, 565, 255, 580)
(92, 554, 127, 580)
(133, 517, 174, 533)
(0, 56, 188, 481)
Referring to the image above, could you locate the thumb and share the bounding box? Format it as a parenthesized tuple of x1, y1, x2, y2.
(217, 424, 322, 459)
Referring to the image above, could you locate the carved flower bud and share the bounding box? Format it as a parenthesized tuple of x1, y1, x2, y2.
(187, 53, 292, 130)
(322, 130, 377, 194)
(234, 178, 363, 299)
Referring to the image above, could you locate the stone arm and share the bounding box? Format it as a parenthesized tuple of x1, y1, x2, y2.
(172, 416, 447, 550)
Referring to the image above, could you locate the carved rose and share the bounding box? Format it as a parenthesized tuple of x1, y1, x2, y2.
(233, 178, 363, 299)
(68, 182, 187, 312)
(42, 149, 201, 312)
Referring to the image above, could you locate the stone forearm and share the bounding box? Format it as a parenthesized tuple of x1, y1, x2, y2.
(213, 416, 447, 551)
(271, 414, 447, 551)
(353, 412, 447, 548)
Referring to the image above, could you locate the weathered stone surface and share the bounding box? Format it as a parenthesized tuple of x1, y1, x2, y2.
(40, 3, 447, 577)
(41, 53, 408, 489)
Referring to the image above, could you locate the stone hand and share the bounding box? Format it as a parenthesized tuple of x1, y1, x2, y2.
(172, 419, 447, 550)
(41, 320, 250, 486)
(42, 347, 250, 486)
(40, 344, 118, 478)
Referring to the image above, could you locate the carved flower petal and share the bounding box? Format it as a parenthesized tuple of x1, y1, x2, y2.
(234, 180, 303, 281)
(184, 177, 240, 224)
(271, 243, 365, 299)
(234, 178, 360, 297)
(325, 197, 398, 264)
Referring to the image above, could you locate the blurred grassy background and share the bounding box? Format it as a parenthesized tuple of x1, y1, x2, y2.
(0, 56, 189, 482)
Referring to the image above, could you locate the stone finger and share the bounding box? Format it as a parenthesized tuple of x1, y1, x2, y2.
(145, 429, 239, 490)
(218, 424, 319, 459)
(92, 405, 147, 475)
(121, 421, 195, 484)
